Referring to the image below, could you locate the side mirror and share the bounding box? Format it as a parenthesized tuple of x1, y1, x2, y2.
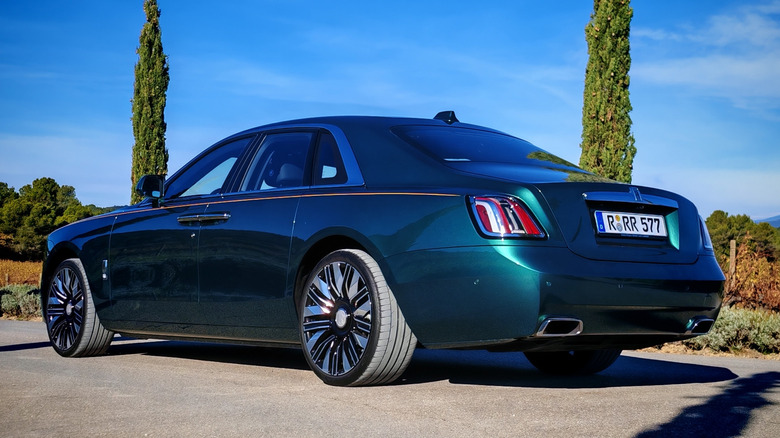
(135, 175, 164, 202)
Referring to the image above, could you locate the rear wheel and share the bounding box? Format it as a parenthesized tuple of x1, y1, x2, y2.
(298, 249, 416, 386)
(44, 258, 114, 357)
(524, 349, 621, 375)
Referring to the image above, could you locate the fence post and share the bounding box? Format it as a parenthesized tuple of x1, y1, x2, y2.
(728, 239, 736, 292)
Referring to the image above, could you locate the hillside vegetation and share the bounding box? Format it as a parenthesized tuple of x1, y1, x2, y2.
(706, 211, 780, 312)
(0, 179, 114, 261)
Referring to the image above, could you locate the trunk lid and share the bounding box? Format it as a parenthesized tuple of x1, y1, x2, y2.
(447, 162, 702, 264)
(534, 181, 701, 264)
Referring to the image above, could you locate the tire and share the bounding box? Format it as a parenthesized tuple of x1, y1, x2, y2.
(43, 258, 114, 357)
(524, 349, 622, 375)
(298, 249, 416, 386)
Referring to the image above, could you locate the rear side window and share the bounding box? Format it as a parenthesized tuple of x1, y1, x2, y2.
(313, 131, 348, 185)
(240, 132, 313, 191)
(393, 126, 577, 168)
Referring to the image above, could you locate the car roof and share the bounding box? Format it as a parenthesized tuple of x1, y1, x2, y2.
(219, 115, 515, 188)
(231, 114, 507, 137)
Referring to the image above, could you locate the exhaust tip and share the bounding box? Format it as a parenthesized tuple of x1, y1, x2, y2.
(535, 317, 583, 337)
(686, 317, 715, 335)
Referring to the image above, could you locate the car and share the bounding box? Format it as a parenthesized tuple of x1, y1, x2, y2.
(41, 111, 725, 386)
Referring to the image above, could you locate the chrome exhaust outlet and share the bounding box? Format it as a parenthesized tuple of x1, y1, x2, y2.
(686, 317, 715, 335)
(535, 317, 583, 337)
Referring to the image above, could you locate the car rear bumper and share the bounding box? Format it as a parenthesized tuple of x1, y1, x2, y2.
(382, 245, 724, 350)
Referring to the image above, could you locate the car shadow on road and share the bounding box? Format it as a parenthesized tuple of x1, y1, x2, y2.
(399, 349, 738, 388)
(0, 341, 53, 353)
(105, 337, 738, 389)
(634, 371, 780, 437)
(106, 337, 311, 370)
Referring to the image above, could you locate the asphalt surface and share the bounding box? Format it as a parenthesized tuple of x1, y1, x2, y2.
(1, 319, 779, 437)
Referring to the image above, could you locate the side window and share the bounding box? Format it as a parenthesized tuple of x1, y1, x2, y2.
(313, 131, 348, 185)
(240, 132, 313, 192)
(165, 137, 252, 199)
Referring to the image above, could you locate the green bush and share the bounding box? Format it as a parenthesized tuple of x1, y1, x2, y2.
(0, 284, 41, 319)
(683, 307, 780, 354)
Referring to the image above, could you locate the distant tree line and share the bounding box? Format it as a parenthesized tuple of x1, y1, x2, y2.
(0, 179, 114, 261)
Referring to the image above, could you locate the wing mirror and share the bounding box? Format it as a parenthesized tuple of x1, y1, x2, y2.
(135, 175, 165, 206)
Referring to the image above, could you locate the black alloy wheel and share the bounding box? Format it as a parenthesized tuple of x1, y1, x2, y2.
(299, 249, 416, 386)
(44, 258, 113, 357)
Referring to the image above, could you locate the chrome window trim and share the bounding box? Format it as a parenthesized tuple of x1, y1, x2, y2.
(281, 123, 365, 187)
(222, 123, 365, 196)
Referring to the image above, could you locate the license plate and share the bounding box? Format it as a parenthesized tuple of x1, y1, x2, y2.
(594, 211, 667, 237)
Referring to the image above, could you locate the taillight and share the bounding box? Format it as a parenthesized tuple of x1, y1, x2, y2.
(699, 216, 713, 250)
(470, 196, 545, 238)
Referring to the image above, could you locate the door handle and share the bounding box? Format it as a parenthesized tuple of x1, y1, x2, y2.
(177, 212, 231, 225)
(199, 212, 231, 224)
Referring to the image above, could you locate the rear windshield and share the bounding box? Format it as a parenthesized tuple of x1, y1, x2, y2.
(393, 125, 576, 168)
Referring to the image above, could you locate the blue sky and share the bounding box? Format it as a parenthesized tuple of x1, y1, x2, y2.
(1, 0, 779, 220)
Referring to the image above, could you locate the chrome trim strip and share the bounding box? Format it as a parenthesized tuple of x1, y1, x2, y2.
(118, 192, 459, 221)
(583, 189, 679, 209)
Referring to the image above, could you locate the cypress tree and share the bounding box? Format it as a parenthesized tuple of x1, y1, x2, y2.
(130, 0, 169, 204)
(579, 0, 636, 183)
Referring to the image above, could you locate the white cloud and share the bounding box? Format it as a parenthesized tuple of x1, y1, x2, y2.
(632, 28, 683, 42)
(696, 4, 780, 47)
(634, 53, 780, 102)
(633, 1, 780, 110)
(633, 166, 780, 220)
(635, 1, 780, 47)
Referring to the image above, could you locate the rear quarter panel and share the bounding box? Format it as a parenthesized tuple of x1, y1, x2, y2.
(289, 187, 563, 345)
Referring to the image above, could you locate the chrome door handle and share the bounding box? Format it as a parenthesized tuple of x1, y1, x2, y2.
(199, 212, 231, 223)
(177, 212, 231, 224)
(177, 214, 200, 224)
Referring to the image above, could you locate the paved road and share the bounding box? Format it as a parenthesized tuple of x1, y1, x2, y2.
(1, 319, 779, 437)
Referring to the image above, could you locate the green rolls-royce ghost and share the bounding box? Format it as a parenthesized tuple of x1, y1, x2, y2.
(41, 112, 724, 386)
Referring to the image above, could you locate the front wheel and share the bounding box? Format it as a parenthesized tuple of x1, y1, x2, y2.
(298, 249, 416, 386)
(524, 349, 621, 375)
(43, 258, 114, 357)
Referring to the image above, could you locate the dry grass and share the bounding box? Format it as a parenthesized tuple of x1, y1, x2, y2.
(0, 259, 42, 287)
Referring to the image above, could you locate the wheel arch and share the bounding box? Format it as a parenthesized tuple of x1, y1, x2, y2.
(41, 242, 80, 307)
(292, 234, 372, 318)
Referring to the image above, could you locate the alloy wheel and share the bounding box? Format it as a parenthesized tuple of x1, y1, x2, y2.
(45, 266, 84, 352)
(301, 260, 373, 377)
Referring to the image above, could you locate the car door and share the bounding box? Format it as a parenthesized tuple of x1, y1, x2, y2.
(196, 130, 314, 339)
(106, 136, 255, 329)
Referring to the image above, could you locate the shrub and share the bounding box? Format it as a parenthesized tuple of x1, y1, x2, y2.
(683, 307, 780, 354)
(0, 284, 41, 319)
(725, 241, 780, 312)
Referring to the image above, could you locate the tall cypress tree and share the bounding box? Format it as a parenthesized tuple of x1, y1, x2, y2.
(579, 0, 636, 183)
(131, 0, 169, 204)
